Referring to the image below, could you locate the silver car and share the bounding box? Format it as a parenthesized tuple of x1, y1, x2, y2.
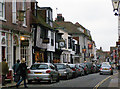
(27, 63, 60, 84)
(100, 62, 113, 75)
(54, 63, 73, 79)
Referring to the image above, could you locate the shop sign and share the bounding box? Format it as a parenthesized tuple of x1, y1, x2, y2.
(42, 38, 49, 43)
(21, 40, 29, 46)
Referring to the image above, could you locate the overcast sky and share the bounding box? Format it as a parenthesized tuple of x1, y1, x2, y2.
(37, 0, 118, 51)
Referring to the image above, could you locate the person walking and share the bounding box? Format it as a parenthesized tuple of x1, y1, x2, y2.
(12, 59, 20, 82)
(2, 58, 9, 86)
(16, 58, 28, 88)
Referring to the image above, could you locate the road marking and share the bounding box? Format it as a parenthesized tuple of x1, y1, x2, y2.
(93, 72, 118, 89)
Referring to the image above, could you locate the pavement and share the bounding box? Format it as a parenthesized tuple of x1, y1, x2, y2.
(0, 70, 120, 89)
(108, 70, 120, 88)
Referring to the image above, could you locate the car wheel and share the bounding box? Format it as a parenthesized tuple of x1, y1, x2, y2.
(100, 73, 102, 75)
(66, 74, 69, 80)
(111, 72, 113, 75)
(48, 77, 53, 84)
(28, 80, 32, 84)
(56, 76, 60, 82)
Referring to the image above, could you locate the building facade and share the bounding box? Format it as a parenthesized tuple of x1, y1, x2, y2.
(0, 1, 34, 69)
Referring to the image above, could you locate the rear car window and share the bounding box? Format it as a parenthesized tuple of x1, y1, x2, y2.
(30, 64, 48, 70)
(68, 64, 75, 68)
(55, 64, 66, 69)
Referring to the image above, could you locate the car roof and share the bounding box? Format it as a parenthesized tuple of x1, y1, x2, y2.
(54, 63, 68, 65)
(34, 63, 52, 65)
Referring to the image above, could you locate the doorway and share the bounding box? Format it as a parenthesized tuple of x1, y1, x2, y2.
(13, 46, 16, 65)
(2, 46, 5, 60)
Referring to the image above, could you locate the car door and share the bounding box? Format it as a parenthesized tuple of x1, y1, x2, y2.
(50, 64, 58, 80)
(66, 65, 73, 77)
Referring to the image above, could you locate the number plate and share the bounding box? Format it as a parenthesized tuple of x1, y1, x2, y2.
(104, 68, 108, 70)
(34, 72, 42, 74)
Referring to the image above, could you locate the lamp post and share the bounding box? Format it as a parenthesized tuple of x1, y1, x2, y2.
(112, 0, 120, 66)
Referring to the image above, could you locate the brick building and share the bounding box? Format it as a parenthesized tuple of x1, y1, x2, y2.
(0, 0, 36, 69)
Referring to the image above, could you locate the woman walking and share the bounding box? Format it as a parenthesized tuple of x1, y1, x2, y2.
(16, 58, 28, 88)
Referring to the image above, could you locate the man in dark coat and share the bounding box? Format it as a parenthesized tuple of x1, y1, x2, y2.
(16, 58, 28, 88)
(12, 59, 20, 82)
(2, 58, 9, 86)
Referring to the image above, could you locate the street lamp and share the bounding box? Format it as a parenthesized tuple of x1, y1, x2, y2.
(112, 0, 120, 67)
(112, 0, 119, 16)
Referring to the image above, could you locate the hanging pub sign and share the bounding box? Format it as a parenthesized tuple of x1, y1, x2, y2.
(88, 44, 93, 49)
(21, 40, 29, 46)
(116, 41, 120, 46)
(42, 38, 49, 43)
(82, 48, 86, 53)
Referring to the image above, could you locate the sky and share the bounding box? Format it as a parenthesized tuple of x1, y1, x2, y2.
(37, 0, 118, 51)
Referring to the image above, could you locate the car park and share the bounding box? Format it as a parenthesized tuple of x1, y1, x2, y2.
(100, 62, 113, 75)
(27, 63, 60, 84)
(54, 63, 73, 79)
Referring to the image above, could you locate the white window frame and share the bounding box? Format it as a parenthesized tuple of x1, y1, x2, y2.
(22, 0, 27, 27)
(12, 0, 17, 24)
(0, 0, 5, 21)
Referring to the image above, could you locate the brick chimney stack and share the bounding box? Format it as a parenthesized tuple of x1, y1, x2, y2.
(55, 14, 64, 22)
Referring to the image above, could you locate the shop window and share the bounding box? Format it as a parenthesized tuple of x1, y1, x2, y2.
(40, 28, 48, 39)
(51, 32, 54, 46)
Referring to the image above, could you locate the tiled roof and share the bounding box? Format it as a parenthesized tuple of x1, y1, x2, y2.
(53, 21, 83, 34)
(31, 13, 53, 30)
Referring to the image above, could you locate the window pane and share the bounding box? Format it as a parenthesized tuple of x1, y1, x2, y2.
(0, 3, 2, 17)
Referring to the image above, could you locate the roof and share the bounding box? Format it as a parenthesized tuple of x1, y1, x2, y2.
(53, 21, 83, 34)
(31, 13, 54, 30)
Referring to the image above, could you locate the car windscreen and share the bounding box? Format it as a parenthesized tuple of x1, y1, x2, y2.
(55, 64, 66, 69)
(30, 64, 48, 70)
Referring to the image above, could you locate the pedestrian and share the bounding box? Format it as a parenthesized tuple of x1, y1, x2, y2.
(12, 59, 20, 82)
(16, 58, 28, 88)
(2, 58, 9, 86)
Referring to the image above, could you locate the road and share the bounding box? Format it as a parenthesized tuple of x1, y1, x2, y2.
(20, 70, 117, 88)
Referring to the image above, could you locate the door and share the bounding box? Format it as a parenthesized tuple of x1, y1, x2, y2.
(13, 46, 16, 65)
(2, 46, 5, 60)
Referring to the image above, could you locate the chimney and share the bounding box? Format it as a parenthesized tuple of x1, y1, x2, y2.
(56, 14, 64, 22)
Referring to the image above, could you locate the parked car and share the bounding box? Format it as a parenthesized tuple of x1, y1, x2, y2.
(79, 63, 89, 75)
(100, 62, 113, 75)
(84, 62, 94, 74)
(54, 63, 73, 79)
(76, 64, 85, 76)
(27, 63, 60, 84)
(68, 64, 80, 77)
(96, 63, 101, 72)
